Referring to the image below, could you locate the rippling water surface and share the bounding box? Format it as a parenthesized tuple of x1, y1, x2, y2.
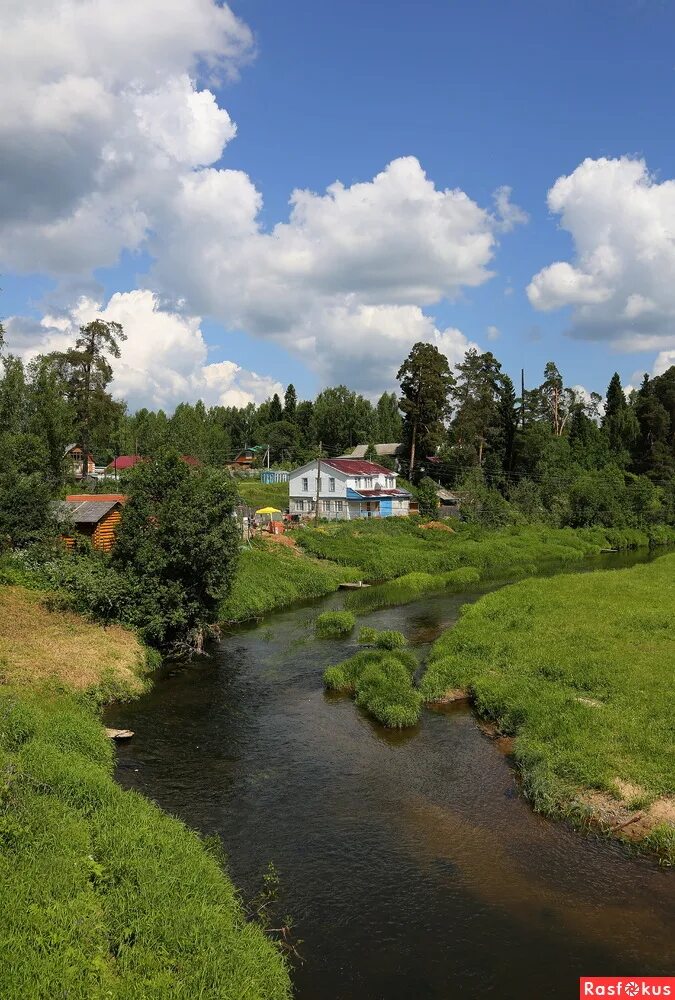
(107, 551, 675, 999)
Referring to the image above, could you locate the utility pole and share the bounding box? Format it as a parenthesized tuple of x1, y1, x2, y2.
(521, 368, 526, 430)
(314, 440, 322, 525)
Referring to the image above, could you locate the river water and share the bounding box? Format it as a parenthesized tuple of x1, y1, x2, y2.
(106, 551, 675, 999)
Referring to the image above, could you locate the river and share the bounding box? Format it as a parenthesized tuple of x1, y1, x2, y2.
(106, 550, 675, 999)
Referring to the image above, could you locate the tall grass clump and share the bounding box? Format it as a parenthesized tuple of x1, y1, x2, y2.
(420, 553, 675, 859)
(0, 688, 291, 999)
(315, 610, 356, 637)
(323, 645, 421, 728)
(220, 541, 359, 622)
(346, 566, 482, 615)
(358, 627, 408, 649)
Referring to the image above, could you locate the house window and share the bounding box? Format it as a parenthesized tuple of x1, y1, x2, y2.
(335, 500, 343, 513)
(322, 500, 331, 512)
(295, 500, 304, 512)
(329, 477, 336, 492)
(365, 477, 373, 488)
(302, 477, 308, 492)
(354, 477, 361, 488)
(386, 477, 393, 488)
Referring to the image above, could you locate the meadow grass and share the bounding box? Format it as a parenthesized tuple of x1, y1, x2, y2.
(0, 689, 291, 999)
(315, 610, 356, 637)
(324, 646, 421, 728)
(0, 587, 291, 998)
(220, 541, 359, 623)
(295, 518, 675, 584)
(357, 627, 408, 649)
(236, 480, 290, 512)
(420, 554, 675, 859)
(345, 567, 482, 615)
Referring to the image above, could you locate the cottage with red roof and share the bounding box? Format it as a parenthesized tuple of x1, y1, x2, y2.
(288, 458, 412, 520)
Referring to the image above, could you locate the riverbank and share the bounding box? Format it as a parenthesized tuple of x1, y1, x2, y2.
(0, 585, 291, 999)
(420, 555, 675, 862)
(222, 521, 675, 624)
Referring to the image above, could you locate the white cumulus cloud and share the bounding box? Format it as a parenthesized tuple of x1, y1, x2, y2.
(4, 290, 282, 412)
(527, 157, 675, 369)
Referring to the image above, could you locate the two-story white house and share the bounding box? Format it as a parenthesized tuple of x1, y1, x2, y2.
(288, 458, 412, 520)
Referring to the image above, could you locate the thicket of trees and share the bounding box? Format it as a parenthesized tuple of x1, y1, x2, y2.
(1, 317, 675, 546)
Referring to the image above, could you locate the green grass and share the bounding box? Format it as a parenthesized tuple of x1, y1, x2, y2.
(315, 610, 356, 637)
(235, 480, 289, 512)
(420, 554, 675, 859)
(324, 646, 421, 728)
(357, 627, 408, 649)
(220, 542, 359, 622)
(295, 518, 675, 584)
(345, 567, 482, 614)
(0, 688, 291, 999)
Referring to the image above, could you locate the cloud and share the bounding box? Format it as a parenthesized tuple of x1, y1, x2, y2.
(149, 156, 517, 394)
(0, 0, 252, 271)
(0, 0, 527, 398)
(4, 290, 282, 412)
(486, 325, 500, 341)
(527, 157, 675, 368)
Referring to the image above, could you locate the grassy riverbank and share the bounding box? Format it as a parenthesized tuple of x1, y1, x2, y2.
(0, 586, 291, 999)
(295, 518, 675, 582)
(420, 555, 675, 862)
(220, 540, 359, 623)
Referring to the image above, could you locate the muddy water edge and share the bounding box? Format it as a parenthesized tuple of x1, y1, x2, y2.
(106, 550, 675, 1000)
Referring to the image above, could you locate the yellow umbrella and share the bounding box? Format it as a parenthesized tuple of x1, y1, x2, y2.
(255, 506, 281, 515)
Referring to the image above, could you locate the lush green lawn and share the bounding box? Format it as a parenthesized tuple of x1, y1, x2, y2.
(0, 589, 291, 999)
(420, 554, 675, 860)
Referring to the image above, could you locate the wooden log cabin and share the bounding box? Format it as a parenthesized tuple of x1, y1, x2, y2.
(57, 495, 126, 552)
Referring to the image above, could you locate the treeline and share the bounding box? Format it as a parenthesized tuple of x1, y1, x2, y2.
(1, 316, 675, 543)
(397, 344, 675, 529)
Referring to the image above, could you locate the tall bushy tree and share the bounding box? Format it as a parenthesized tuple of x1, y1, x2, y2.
(602, 372, 638, 460)
(51, 319, 126, 467)
(375, 391, 403, 442)
(449, 350, 503, 468)
(112, 453, 240, 650)
(397, 342, 454, 479)
(313, 386, 375, 456)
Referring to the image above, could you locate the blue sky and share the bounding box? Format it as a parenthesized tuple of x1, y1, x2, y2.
(3, 0, 675, 409)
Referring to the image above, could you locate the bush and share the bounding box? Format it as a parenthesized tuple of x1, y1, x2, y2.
(315, 610, 356, 637)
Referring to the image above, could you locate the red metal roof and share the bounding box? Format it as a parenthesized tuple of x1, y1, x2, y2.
(106, 455, 144, 470)
(180, 455, 202, 466)
(323, 458, 395, 477)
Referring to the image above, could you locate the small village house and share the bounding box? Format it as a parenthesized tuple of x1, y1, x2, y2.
(226, 446, 269, 473)
(56, 495, 126, 552)
(288, 458, 412, 519)
(63, 444, 95, 480)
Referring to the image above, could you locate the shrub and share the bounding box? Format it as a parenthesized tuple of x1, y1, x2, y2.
(315, 610, 356, 637)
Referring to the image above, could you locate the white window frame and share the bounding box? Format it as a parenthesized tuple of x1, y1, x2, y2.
(322, 499, 331, 513)
(335, 499, 343, 513)
(365, 477, 373, 488)
(354, 477, 361, 488)
(329, 477, 336, 492)
(302, 477, 309, 492)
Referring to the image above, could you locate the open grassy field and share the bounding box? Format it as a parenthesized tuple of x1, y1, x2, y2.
(420, 554, 675, 861)
(0, 588, 291, 999)
(220, 540, 359, 623)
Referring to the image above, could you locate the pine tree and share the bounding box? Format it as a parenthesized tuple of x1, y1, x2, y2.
(602, 372, 638, 459)
(269, 393, 283, 423)
(397, 342, 454, 479)
(283, 384, 298, 422)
